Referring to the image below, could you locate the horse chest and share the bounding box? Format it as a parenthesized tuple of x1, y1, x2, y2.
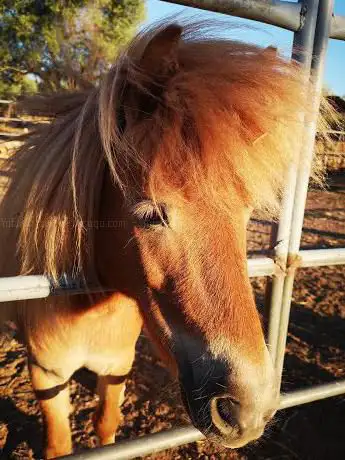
(28, 298, 142, 380)
(81, 303, 142, 376)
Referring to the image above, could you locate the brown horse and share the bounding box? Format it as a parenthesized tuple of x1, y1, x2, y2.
(0, 20, 322, 458)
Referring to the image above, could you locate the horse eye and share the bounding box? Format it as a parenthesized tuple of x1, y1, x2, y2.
(132, 201, 168, 228)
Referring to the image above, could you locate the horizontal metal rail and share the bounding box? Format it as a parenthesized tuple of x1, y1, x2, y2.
(0, 275, 51, 301)
(60, 426, 204, 460)
(161, 0, 345, 40)
(0, 248, 344, 302)
(247, 256, 275, 277)
(58, 379, 345, 460)
(163, 0, 302, 31)
(331, 13, 345, 40)
(280, 380, 345, 409)
(299, 248, 345, 268)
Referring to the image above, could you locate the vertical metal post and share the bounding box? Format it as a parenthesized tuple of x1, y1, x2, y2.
(275, 0, 334, 381)
(267, 0, 320, 364)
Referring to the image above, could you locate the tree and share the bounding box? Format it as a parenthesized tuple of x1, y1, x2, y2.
(0, 0, 145, 96)
(0, 75, 38, 100)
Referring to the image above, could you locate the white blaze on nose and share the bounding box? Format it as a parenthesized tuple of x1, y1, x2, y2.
(209, 336, 278, 410)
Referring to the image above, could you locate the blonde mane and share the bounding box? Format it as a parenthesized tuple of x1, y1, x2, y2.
(0, 20, 325, 283)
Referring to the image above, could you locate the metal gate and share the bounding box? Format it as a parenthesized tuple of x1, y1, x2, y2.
(1, 1, 345, 459)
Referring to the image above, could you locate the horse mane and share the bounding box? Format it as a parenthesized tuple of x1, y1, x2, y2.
(0, 20, 329, 283)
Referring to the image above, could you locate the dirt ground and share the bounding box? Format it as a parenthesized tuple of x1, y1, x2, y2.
(0, 171, 344, 460)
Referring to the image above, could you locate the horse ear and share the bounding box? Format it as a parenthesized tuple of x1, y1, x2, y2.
(140, 24, 182, 82)
(263, 46, 278, 57)
(118, 25, 182, 128)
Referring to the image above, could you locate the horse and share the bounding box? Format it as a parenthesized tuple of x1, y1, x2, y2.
(0, 20, 323, 459)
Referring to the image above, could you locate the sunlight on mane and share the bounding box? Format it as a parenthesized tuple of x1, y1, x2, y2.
(0, 19, 331, 283)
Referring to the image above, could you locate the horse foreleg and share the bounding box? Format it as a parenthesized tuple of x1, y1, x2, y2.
(30, 362, 72, 459)
(93, 374, 128, 446)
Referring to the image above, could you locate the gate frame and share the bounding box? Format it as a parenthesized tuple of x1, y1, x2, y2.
(1, 1, 345, 459)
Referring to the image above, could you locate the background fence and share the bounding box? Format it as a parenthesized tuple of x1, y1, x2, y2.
(1, 1, 345, 459)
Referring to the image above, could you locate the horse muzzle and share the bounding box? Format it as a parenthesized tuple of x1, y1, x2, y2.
(209, 394, 277, 447)
(177, 349, 278, 448)
(180, 384, 277, 448)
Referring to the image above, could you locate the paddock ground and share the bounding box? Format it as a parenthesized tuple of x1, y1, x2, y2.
(0, 171, 344, 460)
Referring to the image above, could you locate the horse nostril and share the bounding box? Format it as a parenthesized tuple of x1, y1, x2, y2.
(216, 396, 240, 428)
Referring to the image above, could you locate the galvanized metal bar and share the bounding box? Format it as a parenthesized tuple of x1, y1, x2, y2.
(330, 14, 345, 41)
(60, 426, 204, 460)
(1, 248, 344, 302)
(275, 0, 335, 380)
(247, 257, 275, 277)
(268, 246, 345, 359)
(0, 275, 51, 301)
(290, 16, 335, 253)
(300, 247, 345, 267)
(59, 380, 345, 460)
(161, 0, 302, 31)
(266, 168, 300, 362)
(161, 0, 345, 42)
(280, 380, 345, 409)
(267, 0, 320, 365)
(0, 260, 277, 303)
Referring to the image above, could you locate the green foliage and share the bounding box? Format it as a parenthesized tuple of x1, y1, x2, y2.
(0, 0, 145, 96)
(0, 75, 38, 99)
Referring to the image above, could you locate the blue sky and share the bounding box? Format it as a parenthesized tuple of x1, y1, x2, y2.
(145, 0, 345, 96)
